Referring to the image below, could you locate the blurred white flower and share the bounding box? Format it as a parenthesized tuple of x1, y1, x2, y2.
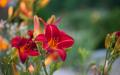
(0, 20, 6, 29)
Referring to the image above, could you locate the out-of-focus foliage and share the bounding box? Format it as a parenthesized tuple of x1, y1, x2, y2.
(60, 9, 120, 69)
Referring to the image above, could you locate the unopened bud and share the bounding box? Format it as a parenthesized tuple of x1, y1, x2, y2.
(39, 0, 50, 8)
(28, 64, 34, 74)
(47, 15, 56, 24)
(34, 15, 41, 37)
(8, 6, 13, 18)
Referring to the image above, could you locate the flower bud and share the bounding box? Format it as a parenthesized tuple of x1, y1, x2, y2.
(114, 37, 120, 52)
(0, 0, 7, 8)
(45, 53, 58, 65)
(47, 15, 56, 24)
(0, 36, 9, 51)
(105, 33, 115, 49)
(28, 64, 34, 74)
(105, 31, 120, 52)
(114, 31, 120, 52)
(8, 6, 13, 18)
(34, 15, 41, 37)
(115, 31, 120, 38)
(39, 0, 50, 8)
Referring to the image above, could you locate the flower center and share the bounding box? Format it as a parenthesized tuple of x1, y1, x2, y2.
(48, 38, 57, 49)
(20, 46, 25, 53)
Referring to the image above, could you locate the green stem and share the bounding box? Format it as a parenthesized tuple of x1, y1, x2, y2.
(108, 59, 114, 72)
(42, 61, 48, 75)
(33, 0, 39, 15)
(36, 42, 48, 75)
(103, 50, 109, 75)
(7, 0, 20, 22)
(107, 53, 119, 72)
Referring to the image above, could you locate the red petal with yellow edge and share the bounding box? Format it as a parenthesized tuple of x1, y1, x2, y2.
(57, 31, 74, 48)
(19, 50, 28, 63)
(45, 25, 60, 42)
(57, 48, 66, 61)
(28, 50, 39, 56)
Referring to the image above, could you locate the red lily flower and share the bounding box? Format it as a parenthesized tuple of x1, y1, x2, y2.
(35, 17, 74, 61)
(11, 31, 39, 63)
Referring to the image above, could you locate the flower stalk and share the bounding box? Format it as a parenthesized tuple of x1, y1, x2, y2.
(12, 63, 19, 75)
(42, 61, 48, 75)
(103, 31, 120, 75)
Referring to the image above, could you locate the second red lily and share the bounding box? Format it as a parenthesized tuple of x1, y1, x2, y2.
(11, 31, 39, 63)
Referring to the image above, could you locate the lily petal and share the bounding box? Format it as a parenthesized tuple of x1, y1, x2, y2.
(57, 48, 66, 61)
(28, 50, 39, 56)
(45, 25, 60, 42)
(43, 42, 49, 50)
(11, 36, 28, 48)
(57, 31, 74, 48)
(19, 50, 28, 63)
(35, 34, 45, 42)
(28, 30, 33, 38)
(11, 36, 21, 48)
(27, 40, 37, 49)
